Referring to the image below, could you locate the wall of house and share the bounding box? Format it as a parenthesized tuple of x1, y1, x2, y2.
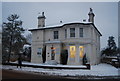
(44, 29, 53, 42)
(90, 25, 101, 64)
(31, 30, 44, 63)
(44, 24, 95, 44)
(31, 24, 101, 65)
(46, 43, 61, 63)
(31, 43, 43, 63)
(44, 27, 64, 42)
(63, 24, 100, 65)
(32, 30, 44, 42)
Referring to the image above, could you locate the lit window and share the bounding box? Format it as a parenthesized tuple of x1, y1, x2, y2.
(79, 28, 83, 37)
(70, 46, 76, 58)
(79, 46, 84, 58)
(70, 28, 75, 37)
(54, 31, 59, 39)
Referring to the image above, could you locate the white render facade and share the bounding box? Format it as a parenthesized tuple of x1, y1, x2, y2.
(30, 8, 102, 65)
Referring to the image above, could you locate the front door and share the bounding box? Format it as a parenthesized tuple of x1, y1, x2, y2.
(51, 47, 55, 60)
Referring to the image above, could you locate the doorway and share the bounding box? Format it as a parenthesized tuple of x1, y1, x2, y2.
(79, 46, 84, 58)
(51, 46, 55, 60)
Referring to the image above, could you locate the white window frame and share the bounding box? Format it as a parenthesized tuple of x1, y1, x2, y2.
(79, 28, 83, 37)
(70, 28, 75, 37)
(53, 31, 59, 39)
(37, 48, 42, 56)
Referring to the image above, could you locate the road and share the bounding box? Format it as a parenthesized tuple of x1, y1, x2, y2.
(2, 69, 68, 80)
(2, 69, 120, 81)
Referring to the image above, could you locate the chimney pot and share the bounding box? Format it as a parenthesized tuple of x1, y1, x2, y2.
(60, 21, 62, 23)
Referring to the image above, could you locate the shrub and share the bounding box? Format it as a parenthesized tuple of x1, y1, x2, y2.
(60, 49, 68, 65)
(42, 46, 46, 63)
(82, 54, 88, 65)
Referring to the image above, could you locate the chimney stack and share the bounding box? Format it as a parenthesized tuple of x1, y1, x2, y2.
(38, 12, 46, 28)
(88, 8, 95, 23)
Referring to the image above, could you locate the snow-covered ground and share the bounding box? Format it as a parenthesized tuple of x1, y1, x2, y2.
(2, 62, 119, 77)
(9, 61, 87, 68)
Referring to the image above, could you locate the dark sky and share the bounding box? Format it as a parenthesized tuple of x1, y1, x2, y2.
(2, 2, 118, 49)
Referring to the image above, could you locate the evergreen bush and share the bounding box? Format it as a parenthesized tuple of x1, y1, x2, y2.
(60, 49, 68, 65)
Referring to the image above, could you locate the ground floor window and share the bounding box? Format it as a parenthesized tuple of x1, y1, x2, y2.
(37, 48, 42, 56)
(79, 46, 84, 58)
(69, 46, 84, 58)
(70, 46, 76, 58)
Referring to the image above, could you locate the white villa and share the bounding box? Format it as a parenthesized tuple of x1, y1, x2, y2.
(29, 8, 102, 65)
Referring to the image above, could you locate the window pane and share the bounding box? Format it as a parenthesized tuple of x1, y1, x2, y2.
(70, 46, 76, 58)
(80, 28, 83, 37)
(54, 31, 59, 39)
(70, 28, 75, 37)
(79, 46, 84, 58)
(37, 48, 42, 56)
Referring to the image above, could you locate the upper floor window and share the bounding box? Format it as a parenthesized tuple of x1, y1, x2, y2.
(54, 31, 59, 39)
(65, 29, 67, 38)
(70, 28, 75, 37)
(79, 28, 83, 37)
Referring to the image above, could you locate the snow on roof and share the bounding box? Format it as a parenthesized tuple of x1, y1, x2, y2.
(45, 21, 92, 28)
(45, 23, 64, 28)
(46, 21, 92, 28)
(29, 21, 92, 30)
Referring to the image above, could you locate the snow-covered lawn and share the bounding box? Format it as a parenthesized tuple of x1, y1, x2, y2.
(2, 63, 119, 77)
